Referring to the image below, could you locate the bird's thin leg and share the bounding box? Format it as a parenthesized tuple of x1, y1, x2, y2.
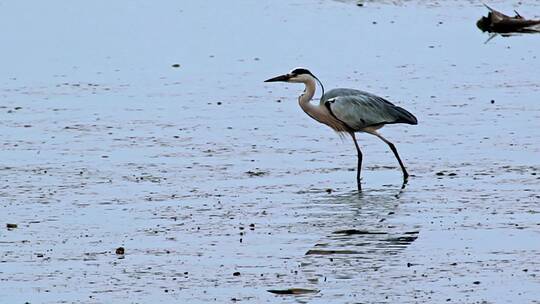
(350, 132, 363, 192)
(370, 131, 409, 184)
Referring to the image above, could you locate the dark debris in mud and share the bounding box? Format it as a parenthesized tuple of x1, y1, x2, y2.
(6, 223, 18, 229)
(385, 235, 419, 245)
(267, 288, 319, 295)
(305, 249, 360, 255)
(245, 170, 268, 177)
(435, 171, 457, 177)
(477, 4, 540, 34)
(332, 229, 387, 235)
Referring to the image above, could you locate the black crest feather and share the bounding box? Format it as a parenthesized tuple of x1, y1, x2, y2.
(291, 68, 313, 76)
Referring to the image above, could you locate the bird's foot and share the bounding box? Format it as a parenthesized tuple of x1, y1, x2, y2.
(403, 172, 410, 184)
(400, 176, 409, 191)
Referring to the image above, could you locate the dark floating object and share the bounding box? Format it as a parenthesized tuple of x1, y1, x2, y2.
(267, 288, 319, 295)
(245, 170, 267, 177)
(115, 247, 125, 255)
(171, 64, 181, 68)
(385, 235, 419, 245)
(477, 4, 540, 33)
(332, 229, 387, 235)
(6, 223, 18, 229)
(305, 249, 360, 255)
(403, 231, 420, 234)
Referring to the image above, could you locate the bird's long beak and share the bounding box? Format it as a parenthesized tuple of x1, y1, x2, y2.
(264, 74, 291, 82)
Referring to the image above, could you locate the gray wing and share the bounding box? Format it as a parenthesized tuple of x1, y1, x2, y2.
(322, 89, 417, 131)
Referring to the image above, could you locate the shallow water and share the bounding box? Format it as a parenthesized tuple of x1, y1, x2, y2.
(1, 0, 540, 303)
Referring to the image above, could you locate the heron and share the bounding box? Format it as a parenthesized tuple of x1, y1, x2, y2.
(265, 68, 417, 191)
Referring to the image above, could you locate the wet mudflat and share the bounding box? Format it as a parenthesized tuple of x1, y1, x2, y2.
(1, 0, 540, 303)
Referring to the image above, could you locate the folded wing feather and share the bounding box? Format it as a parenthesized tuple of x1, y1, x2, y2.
(323, 89, 417, 131)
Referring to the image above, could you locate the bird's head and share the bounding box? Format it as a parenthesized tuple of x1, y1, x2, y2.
(264, 67, 316, 84)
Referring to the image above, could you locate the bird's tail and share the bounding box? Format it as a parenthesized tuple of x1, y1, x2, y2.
(393, 106, 418, 125)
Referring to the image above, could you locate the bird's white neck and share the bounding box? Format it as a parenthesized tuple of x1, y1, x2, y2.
(296, 76, 347, 132)
(298, 77, 318, 115)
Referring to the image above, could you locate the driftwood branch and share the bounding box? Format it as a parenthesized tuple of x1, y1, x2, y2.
(477, 4, 540, 33)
